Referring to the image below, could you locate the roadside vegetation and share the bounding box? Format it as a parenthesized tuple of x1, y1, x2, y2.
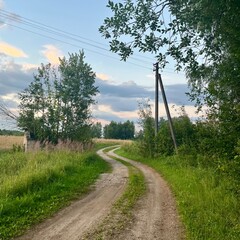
(0, 148, 110, 240)
(116, 144, 240, 240)
(112, 100, 240, 239)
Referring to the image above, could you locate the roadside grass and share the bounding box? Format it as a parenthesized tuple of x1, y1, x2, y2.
(0, 150, 110, 240)
(83, 148, 146, 239)
(116, 146, 240, 240)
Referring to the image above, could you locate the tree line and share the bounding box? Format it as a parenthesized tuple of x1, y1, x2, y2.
(0, 129, 23, 136)
(88, 121, 135, 140)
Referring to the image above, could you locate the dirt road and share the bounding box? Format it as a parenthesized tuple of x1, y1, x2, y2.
(108, 149, 183, 240)
(16, 147, 183, 240)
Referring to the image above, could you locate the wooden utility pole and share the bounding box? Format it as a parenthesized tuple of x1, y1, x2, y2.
(153, 63, 159, 136)
(158, 73, 178, 153)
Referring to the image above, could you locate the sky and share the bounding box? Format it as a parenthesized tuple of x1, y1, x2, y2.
(0, 0, 202, 131)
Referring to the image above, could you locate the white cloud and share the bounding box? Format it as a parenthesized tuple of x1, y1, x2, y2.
(0, 0, 4, 9)
(1, 93, 19, 104)
(41, 45, 63, 64)
(152, 102, 207, 119)
(21, 63, 38, 72)
(0, 41, 28, 58)
(96, 73, 111, 81)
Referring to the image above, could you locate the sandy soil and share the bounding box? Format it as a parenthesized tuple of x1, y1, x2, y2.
(16, 147, 183, 240)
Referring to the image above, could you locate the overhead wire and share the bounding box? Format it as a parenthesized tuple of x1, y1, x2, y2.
(0, 9, 185, 75)
(0, 9, 154, 65)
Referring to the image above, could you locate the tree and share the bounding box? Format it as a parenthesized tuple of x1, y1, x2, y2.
(100, 0, 240, 70)
(137, 99, 155, 157)
(90, 122, 102, 138)
(100, 0, 240, 157)
(103, 120, 135, 139)
(58, 52, 98, 141)
(18, 51, 98, 143)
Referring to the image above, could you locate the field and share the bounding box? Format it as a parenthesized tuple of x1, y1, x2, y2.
(93, 138, 132, 144)
(0, 136, 23, 150)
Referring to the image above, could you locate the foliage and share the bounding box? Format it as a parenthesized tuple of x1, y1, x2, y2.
(103, 120, 135, 139)
(136, 99, 195, 156)
(100, 0, 239, 68)
(100, 0, 240, 158)
(0, 150, 110, 240)
(90, 122, 102, 138)
(156, 114, 195, 156)
(18, 51, 98, 143)
(136, 99, 155, 157)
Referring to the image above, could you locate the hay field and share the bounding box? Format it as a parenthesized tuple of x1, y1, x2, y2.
(0, 135, 23, 150)
(93, 138, 133, 145)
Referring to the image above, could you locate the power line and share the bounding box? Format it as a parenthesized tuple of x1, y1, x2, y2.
(0, 9, 154, 65)
(0, 9, 185, 75)
(3, 21, 152, 70)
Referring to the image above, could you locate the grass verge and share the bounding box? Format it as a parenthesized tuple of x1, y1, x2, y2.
(115, 146, 240, 240)
(0, 150, 110, 240)
(83, 148, 146, 239)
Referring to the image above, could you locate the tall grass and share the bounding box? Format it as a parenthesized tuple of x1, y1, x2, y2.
(0, 150, 110, 240)
(116, 145, 240, 240)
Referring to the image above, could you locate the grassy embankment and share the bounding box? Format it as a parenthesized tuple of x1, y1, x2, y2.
(0, 148, 110, 240)
(116, 145, 240, 240)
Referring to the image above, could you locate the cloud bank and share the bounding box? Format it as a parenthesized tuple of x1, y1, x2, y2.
(0, 57, 197, 129)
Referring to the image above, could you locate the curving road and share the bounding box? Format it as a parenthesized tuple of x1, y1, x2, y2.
(108, 148, 183, 240)
(16, 147, 183, 240)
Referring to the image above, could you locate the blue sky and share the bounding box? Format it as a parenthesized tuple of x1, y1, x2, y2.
(0, 0, 201, 130)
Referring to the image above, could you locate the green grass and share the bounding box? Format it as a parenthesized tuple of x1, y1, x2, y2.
(115, 147, 240, 240)
(0, 150, 110, 240)
(83, 148, 146, 239)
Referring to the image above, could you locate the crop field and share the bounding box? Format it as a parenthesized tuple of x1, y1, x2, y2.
(93, 138, 132, 144)
(0, 136, 23, 150)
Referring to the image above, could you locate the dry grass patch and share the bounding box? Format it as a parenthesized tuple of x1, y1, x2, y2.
(93, 138, 133, 145)
(0, 136, 23, 150)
